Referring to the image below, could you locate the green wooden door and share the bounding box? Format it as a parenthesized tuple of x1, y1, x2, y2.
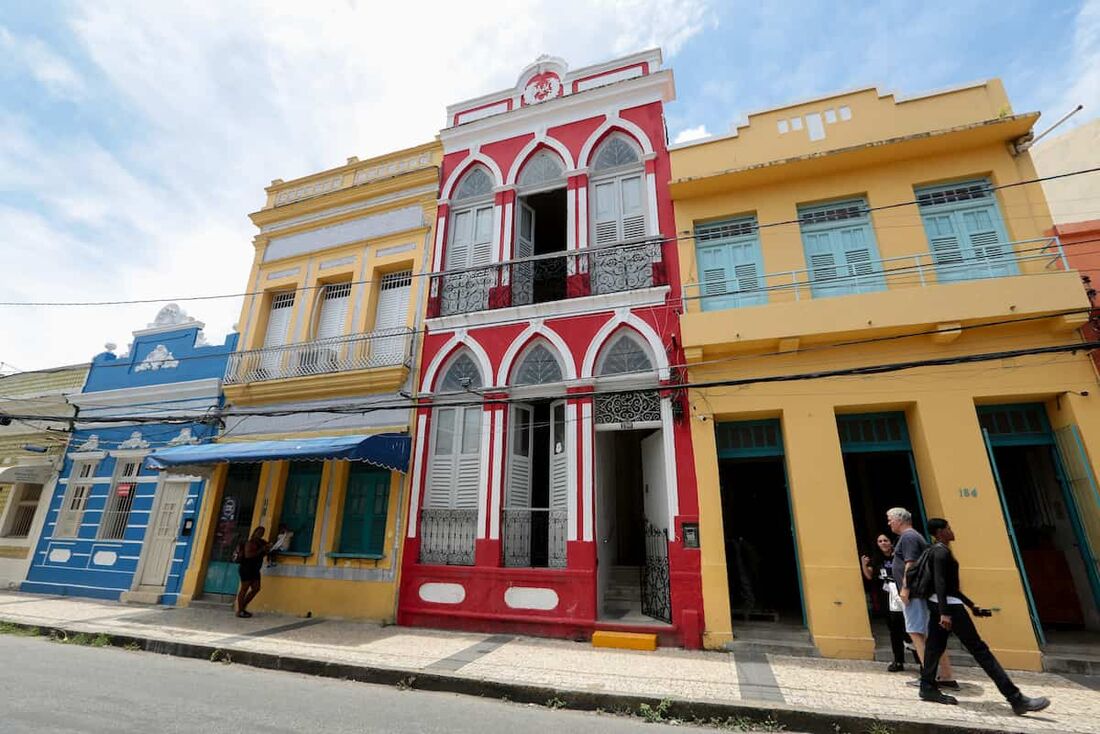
(279, 463, 323, 554)
(338, 466, 391, 556)
(203, 464, 260, 596)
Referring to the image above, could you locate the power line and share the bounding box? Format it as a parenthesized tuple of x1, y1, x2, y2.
(2, 166, 1098, 308)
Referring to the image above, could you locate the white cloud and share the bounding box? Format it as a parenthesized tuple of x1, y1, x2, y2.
(0, 1, 713, 371)
(1057, 0, 1100, 128)
(673, 124, 711, 144)
(0, 26, 85, 97)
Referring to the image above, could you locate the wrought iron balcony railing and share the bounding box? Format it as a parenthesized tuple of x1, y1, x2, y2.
(224, 327, 413, 385)
(502, 508, 568, 568)
(427, 239, 667, 318)
(685, 236, 1070, 312)
(419, 508, 477, 566)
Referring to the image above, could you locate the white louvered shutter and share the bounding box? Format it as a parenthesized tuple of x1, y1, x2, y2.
(261, 292, 295, 375)
(446, 211, 472, 269)
(372, 271, 411, 364)
(593, 181, 619, 247)
(471, 206, 494, 266)
(515, 203, 535, 259)
(506, 404, 533, 509)
(454, 407, 483, 509)
(426, 408, 457, 508)
(315, 283, 351, 341)
(619, 175, 646, 241)
(549, 401, 569, 511)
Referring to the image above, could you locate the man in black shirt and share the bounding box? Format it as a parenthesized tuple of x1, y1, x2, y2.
(918, 518, 1050, 715)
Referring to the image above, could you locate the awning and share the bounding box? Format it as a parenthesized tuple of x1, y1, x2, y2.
(0, 463, 53, 485)
(147, 433, 411, 474)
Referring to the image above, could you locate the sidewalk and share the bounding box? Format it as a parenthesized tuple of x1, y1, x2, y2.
(0, 590, 1095, 734)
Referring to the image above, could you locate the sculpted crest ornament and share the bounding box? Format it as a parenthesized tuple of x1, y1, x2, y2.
(522, 71, 562, 106)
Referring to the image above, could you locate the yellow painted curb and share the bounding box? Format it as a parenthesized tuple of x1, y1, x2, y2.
(592, 631, 658, 651)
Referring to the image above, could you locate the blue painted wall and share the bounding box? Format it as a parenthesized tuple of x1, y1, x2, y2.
(22, 320, 237, 603)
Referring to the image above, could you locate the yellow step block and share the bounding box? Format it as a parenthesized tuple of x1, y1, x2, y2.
(591, 630, 658, 651)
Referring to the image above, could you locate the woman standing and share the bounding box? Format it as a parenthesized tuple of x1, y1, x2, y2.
(862, 533, 908, 672)
(235, 526, 271, 619)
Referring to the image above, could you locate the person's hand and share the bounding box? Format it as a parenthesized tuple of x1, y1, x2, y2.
(939, 614, 953, 631)
(860, 555, 870, 567)
(900, 587, 910, 603)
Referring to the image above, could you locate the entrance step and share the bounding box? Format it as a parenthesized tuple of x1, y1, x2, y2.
(120, 589, 162, 605)
(592, 630, 658, 651)
(728, 621, 818, 658)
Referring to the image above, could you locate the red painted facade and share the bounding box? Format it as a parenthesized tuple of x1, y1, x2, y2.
(1055, 219, 1100, 373)
(398, 52, 704, 647)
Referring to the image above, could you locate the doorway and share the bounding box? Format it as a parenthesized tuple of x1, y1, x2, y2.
(202, 464, 261, 596)
(595, 427, 670, 623)
(715, 419, 803, 625)
(504, 399, 568, 568)
(137, 480, 188, 589)
(980, 404, 1100, 638)
(515, 189, 568, 305)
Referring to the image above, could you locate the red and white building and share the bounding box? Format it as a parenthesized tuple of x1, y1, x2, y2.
(398, 50, 703, 647)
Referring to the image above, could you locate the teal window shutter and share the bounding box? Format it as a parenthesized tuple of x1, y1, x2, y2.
(798, 198, 885, 298)
(338, 465, 391, 556)
(279, 463, 323, 553)
(694, 216, 765, 311)
(916, 179, 1016, 283)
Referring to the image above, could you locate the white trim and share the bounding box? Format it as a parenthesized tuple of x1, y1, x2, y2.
(580, 310, 669, 379)
(66, 451, 107, 462)
(577, 183, 588, 250)
(490, 201, 503, 264)
(259, 183, 439, 234)
(581, 402, 593, 542)
(439, 155, 504, 201)
(108, 449, 152, 460)
(505, 136, 576, 185)
(566, 401, 578, 542)
(407, 414, 426, 538)
(577, 116, 655, 168)
(432, 211, 448, 272)
(426, 285, 669, 332)
(566, 186, 577, 251)
(476, 406, 491, 539)
(489, 407, 504, 540)
(645, 171, 660, 237)
(420, 335, 495, 393)
(502, 200, 514, 261)
(659, 398, 679, 539)
(70, 378, 222, 410)
(495, 322, 577, 384)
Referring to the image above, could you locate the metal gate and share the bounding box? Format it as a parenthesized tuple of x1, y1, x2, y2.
(640, 521, 671, 623)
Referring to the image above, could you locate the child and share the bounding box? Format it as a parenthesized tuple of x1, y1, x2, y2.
(265, 524, 293, 567)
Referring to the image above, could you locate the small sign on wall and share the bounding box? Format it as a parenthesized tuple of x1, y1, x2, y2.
(682, 523, 700, 549)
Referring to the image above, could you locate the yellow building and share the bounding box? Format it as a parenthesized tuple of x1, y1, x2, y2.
(670, 80, 1100, 671)
(168, 143, 441, 620)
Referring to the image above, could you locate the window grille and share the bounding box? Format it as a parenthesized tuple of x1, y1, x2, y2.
(592, 136, 641, 171)
(513, 344, 563, 385)
(3, 484, 42, 538)
(518, 152, 564, 187)
(454, 167, 493, 200)
(98, 460, 141, 540)
(439, 354, 483, 392)
(916, 181, 991, 208)
(597, 333, 654, 376)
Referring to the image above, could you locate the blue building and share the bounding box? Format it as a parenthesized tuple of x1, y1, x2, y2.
(22, 306, 236, 603)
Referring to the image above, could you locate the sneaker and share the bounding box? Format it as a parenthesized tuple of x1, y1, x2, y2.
(920, 689, 958, 705)
(887, 662, 904, 672)
(936, 679, 960, 690)
(1010, 695, 1050, 716)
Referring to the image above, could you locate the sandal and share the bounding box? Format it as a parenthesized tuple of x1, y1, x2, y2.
(236, 611, 253, 618)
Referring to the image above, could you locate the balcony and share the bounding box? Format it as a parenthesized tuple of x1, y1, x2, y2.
(419, 508, 477, 565)
(222, 328, 414, 402)
(427, 240, 666, 319)
(680, 237, 1089, 356)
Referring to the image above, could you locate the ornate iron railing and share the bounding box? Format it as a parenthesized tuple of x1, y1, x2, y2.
(224, 327, 413, 385)
(419, 508, 477, 565)
(428, 239, 666, 318)
(502, 508, 567, 568)
(595, 390, 662, 427)
(641, 521, 672, 623)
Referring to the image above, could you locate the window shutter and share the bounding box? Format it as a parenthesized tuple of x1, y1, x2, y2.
(339, 466, 389, 556)
(798, 199, 884, 297)
(734, 262, 761, 293)
(446, 210, 472, 269)
(506, 405, 533, 509)
(263, 292, 295, 348)
(694, 216, 764, 310)
(471, 206, 495, 266)
(619, 175, 646, 241)
(697, 246, 730, 296)
(549, 401, 569, 511)
(515, 202, 535, 260)
(315, 283, 351, 341)
(454, 407, 482, 510)
(371, 271, 411, 362)
(593, 181, 619, 247)
(916, 180, 1015, 282)
(922, 212, 965, 271)
(426, 409, 456, 508)
(279, 463, 322, 553)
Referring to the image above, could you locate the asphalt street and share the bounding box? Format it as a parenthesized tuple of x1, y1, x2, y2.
(0, 634, 732, 733)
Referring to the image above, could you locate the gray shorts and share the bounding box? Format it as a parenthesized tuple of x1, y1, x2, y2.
(903, 597, 930, 634)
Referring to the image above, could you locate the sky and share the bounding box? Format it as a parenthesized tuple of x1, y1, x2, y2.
(1, 0, 1097, 372)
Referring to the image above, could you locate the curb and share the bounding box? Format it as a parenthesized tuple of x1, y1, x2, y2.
(1, 619, 1021, 734)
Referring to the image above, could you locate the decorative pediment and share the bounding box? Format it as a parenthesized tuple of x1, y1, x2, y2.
(118, 431, 150, 450)
(167, 427, 198, 446)
(76, 435, 100, 452)
(148, 303, 196, 329)
(134, 344, 179, 372)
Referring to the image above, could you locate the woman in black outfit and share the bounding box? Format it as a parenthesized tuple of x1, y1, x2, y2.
(236, 526, 271, 618)
(861, 533, 909, 671)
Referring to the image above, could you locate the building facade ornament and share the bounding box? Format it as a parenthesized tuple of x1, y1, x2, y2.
(118, 431, 151, 450)
(134, 344, 179, 372)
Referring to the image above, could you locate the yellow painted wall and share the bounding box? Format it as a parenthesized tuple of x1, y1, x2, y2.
(671, 81, 1097, 670)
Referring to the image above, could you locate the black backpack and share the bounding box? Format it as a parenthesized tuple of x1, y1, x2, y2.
(905, 545, 937, 600)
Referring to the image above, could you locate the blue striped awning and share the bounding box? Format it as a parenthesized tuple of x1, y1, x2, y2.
(147, 433, 410, 473)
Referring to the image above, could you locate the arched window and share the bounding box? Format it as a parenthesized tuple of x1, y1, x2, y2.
(589, 134, 647, 248)
(596, 331, 654, 376)
(453, 166, 493, 201)
(512, 343, 563, 385)
(423, 352, 484, 565)
(438, 353, 483, 392)
(518, 151, 564, 189)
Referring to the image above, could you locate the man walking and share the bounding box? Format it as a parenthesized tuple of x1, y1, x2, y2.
(886, 507, 955, 687)
(917, 518, 1049, 715)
